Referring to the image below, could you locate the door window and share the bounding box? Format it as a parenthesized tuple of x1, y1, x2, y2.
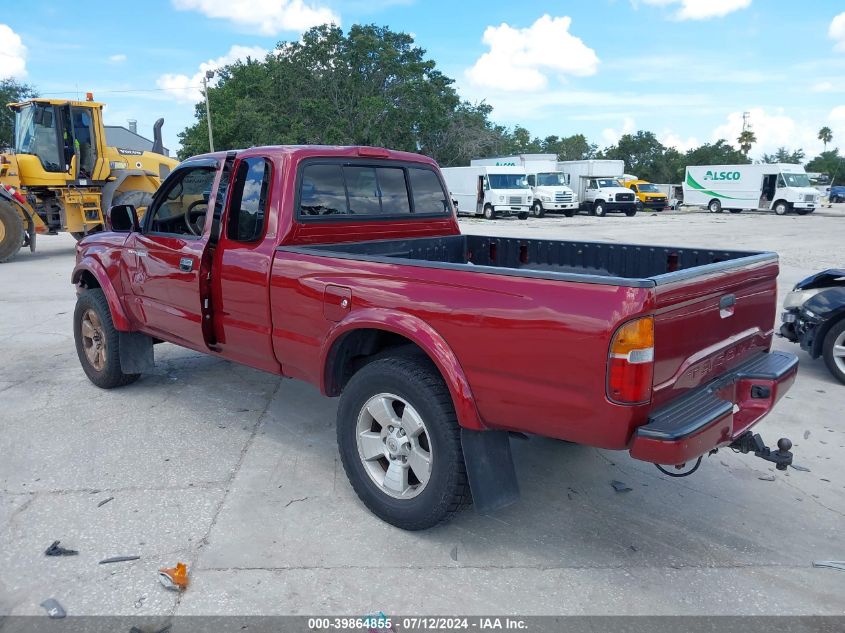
(145, 166, 217, 236)
(227, 158, 271, 242)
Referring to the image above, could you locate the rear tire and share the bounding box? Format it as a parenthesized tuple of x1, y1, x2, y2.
(563, 208, 575, 218)
(729, 209, 742, 214)
(822, 319, 845, 385)
(483, 204, 495, 220)
(112, 189, 154, 214)
(531, 201, 545, 218)
(625, 208, 637, 217)
(517, 212, 529, 220)
(74, 289, 140, 389)
(708, 199, 722, 213)
(336, 355, 471, 530)
(0, 201, 24, 263)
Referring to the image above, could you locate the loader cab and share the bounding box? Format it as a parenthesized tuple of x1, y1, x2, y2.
(10, 99, 105, 183)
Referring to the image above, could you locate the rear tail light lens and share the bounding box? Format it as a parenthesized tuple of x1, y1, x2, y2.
(607, 316, 654, 404)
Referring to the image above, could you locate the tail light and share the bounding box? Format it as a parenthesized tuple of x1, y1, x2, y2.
(607, 316, 654, 405)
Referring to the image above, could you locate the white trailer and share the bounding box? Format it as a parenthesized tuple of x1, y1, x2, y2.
(440, 166, 531, 220)
(557, 160, 638, 217)
(683, 163, 820, 215)
(471, 154, 578, 217)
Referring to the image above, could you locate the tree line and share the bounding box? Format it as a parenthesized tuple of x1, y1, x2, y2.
(2, 24, 843, 184)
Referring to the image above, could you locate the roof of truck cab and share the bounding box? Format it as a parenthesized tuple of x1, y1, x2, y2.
(185, 145, 440, 166)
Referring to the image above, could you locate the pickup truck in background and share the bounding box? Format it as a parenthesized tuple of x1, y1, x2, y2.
(72, 145, 799, 530)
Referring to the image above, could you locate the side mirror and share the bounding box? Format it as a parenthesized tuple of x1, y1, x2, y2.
(107, 204, 139, 233)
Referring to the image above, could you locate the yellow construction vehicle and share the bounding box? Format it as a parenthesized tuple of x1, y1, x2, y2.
(0, 95, 178, 262)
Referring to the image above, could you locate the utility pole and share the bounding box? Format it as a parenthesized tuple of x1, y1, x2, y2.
(202, 70, 215, 152)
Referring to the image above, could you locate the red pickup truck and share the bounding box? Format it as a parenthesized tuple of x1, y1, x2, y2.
(72, 145, 799, 530)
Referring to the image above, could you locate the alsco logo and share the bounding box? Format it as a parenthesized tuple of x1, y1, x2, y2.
(703, 170, 741, 181)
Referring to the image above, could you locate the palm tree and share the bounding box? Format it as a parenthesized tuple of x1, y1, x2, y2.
(737, 129, 757, 157)
(818, 126, 833, 150)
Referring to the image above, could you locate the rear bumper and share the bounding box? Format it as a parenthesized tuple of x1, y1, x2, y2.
(629, 351, 798, 465)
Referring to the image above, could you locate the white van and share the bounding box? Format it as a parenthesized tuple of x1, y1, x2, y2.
(441, 166, 531, 220)
(557, 160, 638, 217)
(684, 163, 819, 215)
(471, 154, 578, 217)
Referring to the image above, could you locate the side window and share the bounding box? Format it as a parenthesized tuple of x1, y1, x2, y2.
(527, 175, 535, 187)
(588, 179, 596, 189)
(409, 168, 449, 214)
(146, 166, 217, 236)
(631, 185, 638, 193)
(227, 158, 271, 242)
(300, 164, 347, 216)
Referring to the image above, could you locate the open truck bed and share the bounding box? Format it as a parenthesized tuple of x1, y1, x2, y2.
(280, 234, 776, 287)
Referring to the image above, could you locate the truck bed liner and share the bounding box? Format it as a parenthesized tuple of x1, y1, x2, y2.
(280, 235, 775, 288)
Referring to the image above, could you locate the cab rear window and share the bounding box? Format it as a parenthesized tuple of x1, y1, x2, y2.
(298, 160, 449, 220)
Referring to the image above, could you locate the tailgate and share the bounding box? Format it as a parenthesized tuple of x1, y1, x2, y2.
(651, 257, 780, 407)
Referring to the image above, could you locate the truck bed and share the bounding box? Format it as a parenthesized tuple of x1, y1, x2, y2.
(280, 234, 776, 286)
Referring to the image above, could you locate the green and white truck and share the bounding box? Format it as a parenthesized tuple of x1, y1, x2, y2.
(683, 163, 819, 215)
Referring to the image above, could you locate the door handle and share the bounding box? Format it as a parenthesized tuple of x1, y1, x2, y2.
(179, 257, 194, 272)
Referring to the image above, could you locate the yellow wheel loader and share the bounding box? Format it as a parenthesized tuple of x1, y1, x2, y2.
(0, 96, 178, 262)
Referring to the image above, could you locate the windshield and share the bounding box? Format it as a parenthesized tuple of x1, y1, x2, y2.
(14, 104, 63, 172)
(536, 172, 567, 186)
(638, 183, 660, 193)
(596, 178, 619, 188)
(488, 174, 529, 190)
(782, 172, 811, 188)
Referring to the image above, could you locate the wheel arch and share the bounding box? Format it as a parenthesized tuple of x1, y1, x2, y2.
(809, 302, 845, 359)
(102, 169, 160, 211)
(321, 310, 484, 431)
(71, 260, 132, 331)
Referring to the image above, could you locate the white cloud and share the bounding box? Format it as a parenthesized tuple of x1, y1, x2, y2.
(830, 12, 845, 52)
(641, 0, 751, 20)
(601, 117, 637, 146)
(660, 131, 700, 152)
(157, 45, 268, 103)
(172, 0, 338, 35)
(0, 24, 27, 78)
(465, 15, 599, 92)
(108, 53, 127, 63)
(711, 107, 845, 160)
(812, 80, 833, 93)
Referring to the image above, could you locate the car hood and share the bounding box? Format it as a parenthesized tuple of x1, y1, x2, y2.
(795, 269, 845, 290)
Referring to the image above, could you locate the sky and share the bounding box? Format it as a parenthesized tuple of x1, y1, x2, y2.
(1, 0, 844, 160)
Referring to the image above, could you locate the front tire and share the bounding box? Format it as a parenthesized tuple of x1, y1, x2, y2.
(531, 201, 545, 218)
(483, 204, 495, 220)
(773, 200, 789, 215)
(0, 201, 24, 263)
(625, 207, 637, 217)
(74, 289, 140, 389)
(593, 201, 607, 217)
(517, 212, 529, 220)
(563, 208, 575, 217)
(822, 319, 845, 385)
(336, 355, 471, 530)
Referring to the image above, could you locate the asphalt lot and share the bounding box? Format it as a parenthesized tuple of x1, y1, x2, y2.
(1, 205, 844, 618)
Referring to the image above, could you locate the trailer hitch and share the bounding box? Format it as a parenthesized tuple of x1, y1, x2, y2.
(729, 432, 793, 470)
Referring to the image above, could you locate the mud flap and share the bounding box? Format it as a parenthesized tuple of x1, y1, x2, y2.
(461, 429, 520, 514)
(118, 332, 154, 373)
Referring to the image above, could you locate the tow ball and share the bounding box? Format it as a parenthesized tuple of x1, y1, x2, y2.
(729, 432, 794, 471)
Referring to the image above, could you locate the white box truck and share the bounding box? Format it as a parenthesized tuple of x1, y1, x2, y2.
(470, 154, 578, 218)
(557, 160, 638, 217)
(440, 166, 531, 220)
(683, 163, 819, 215)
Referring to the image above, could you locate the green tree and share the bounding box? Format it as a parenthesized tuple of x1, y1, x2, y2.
(761, 147, 805, 164)
(806, 150, 845, 184)
(178, 24, 506, 166)
(737, 129, 757, 156)
(0, 78, 37, 149)
(818, 126, 833, 150)
(599, 131, 669, 181)
(541, 134, 597, 161)
(684, 140, 749, 167)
